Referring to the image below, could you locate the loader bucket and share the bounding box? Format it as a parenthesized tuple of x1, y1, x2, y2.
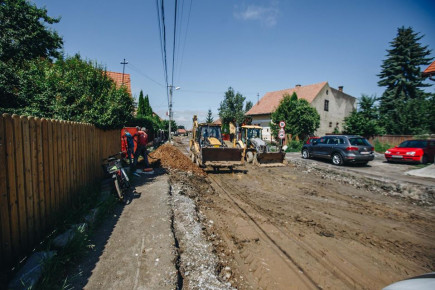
(255, 152, 286, 167)
(201, 147, 244, 167)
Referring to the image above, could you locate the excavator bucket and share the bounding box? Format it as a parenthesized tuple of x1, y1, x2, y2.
(201, 147, 244, 167)
(255, 152, 286, 167)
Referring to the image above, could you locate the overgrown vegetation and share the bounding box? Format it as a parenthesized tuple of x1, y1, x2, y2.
(0, 0, 134, 129)
(35, 184, 118, 289)
(373, 139, 392, 153)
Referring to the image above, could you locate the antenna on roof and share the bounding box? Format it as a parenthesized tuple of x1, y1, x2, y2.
(257, 93, 259, 104)
(121, 58, 128, 85)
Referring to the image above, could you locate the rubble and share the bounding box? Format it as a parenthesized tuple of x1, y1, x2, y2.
(150, 143, 206, 176)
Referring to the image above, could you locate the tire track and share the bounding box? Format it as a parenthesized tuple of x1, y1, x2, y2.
(208, 173, 382, 289)
(208, 174, 322, 289)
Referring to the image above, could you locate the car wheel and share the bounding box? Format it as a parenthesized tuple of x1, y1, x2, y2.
(420, 154, 428, 164)
(302, 149, 311, 159)
(332, 153, 344, 166)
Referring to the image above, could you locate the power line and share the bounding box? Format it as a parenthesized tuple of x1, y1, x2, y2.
(128, 63, 165, 88)
(171, 0, 178, 87)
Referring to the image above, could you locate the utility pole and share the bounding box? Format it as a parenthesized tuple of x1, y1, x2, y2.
(168, 85, 180, 143)
(121, 58, 128, 85)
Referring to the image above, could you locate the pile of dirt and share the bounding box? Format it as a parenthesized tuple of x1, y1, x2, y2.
(150, 143, 206, 176)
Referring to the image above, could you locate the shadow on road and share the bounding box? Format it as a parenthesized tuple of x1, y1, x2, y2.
(66, 168, 167, 289)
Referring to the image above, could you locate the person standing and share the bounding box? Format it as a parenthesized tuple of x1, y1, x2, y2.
(123, 129, 134, 165)
(133, 127, 150, 169)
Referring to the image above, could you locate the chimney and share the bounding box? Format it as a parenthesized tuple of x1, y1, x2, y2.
(338, 86, 343, 92)
(295, 84, 301, 88)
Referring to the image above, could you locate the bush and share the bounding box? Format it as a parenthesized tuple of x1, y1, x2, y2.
(285, 140, 303, 152)
(373, 139, 392, 153)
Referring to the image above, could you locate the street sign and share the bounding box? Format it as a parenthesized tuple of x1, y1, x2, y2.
(279, 121, 286, 128)
(278, 128, 285, 139)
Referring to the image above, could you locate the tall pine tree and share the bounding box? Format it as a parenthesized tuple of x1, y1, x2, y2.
(378, 26, 433, 134)
(144, 95, 153, 116)
(137, 90, 146, 116)
(205, 109, 214, 123)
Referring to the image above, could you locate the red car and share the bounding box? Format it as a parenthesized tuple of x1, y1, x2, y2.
(384, 139, 435, 164)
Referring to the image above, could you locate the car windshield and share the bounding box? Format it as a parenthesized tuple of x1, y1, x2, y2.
(349, 138, 371, 146)
(398, 140, 427, 148)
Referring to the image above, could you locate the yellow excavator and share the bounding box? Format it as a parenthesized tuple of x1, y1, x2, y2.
(189, 116, 244, 170)
(237, 125, 286, 166)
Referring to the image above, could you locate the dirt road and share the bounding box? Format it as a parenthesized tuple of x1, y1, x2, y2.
(171, 136, 435, 289)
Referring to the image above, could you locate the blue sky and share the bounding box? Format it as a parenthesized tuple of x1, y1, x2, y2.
(32, 0, 435, 128)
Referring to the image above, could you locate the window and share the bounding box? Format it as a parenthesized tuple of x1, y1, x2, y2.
(329, 122, 332, 128)
(326, 89, 329, 95)
(324, 100, 329, 111)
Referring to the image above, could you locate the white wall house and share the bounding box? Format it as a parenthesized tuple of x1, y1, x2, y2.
(246, 82, 357, 139)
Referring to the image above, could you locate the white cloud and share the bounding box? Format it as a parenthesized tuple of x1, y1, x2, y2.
(234, 3, 280, 27)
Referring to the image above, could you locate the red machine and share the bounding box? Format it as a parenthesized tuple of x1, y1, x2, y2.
(121, 127, 138, 157)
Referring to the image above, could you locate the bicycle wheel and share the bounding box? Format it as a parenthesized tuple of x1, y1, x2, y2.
(114, 177, 124, 201)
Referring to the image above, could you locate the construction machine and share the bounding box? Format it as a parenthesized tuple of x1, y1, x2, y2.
(189, 116, 244, 170)
(237, 125, 286, 166)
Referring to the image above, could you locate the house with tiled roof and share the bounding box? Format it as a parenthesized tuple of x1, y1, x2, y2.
(423, 60, 435, 81)
(246, 82, 357, 138)
(105, 71, 132, 95)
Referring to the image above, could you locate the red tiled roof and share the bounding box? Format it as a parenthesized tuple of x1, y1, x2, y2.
(246, 82, 327, 116)
(423, 60, 435, 76)
(213, 118, 222, 125)
(105, 71, 132, 95)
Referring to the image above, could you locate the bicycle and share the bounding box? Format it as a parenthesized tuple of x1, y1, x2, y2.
(102, 152, 130, 202)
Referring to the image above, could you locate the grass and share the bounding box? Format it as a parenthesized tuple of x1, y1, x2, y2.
(34, 183, 118, 290)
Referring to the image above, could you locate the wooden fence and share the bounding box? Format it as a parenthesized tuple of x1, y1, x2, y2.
(0, 114, 120, 270)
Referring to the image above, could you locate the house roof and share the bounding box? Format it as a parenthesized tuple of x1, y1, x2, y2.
(423, 60, 435, 76)
(246, 81, 327, 116)
(212, 118, 222, 125)
(105, 71, 132, 95)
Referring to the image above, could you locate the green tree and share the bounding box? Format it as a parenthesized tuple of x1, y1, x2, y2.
(0, 0, 63, 110)
(343, 95, 384, 138)
(245, 101, 253, 112)
(378, 26, 433, 134)
(137, 91, 146, 116)
(271, 92, 320, 141)
(218, 87, 248, 125)
(205, 109, 214, 123)
(144, 94, 153, 116)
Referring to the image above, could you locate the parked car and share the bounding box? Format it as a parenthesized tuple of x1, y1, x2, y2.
(305, 136, 320, 144)
(301, 135, 374, 166)
(384, 139, 435, 164)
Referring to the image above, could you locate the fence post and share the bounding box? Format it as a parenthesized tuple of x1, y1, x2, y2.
(35, 118, 45, 235)
(0, 114, 12, 266)
(22, 116, 35, 249)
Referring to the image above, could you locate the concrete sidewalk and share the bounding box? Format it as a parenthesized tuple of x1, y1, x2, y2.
(70, 171, 178, 289)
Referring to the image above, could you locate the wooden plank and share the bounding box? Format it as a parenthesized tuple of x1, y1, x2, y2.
(35, 118, 46, 234)
(0, 114, 12, 266)
(58, 121, 65, 210)
(42, 119, 51, 229)
(53, 120, 60, 214)
(4, 114, 20, 261)
(21, 116, 34, 249)
(72, 123, 78, 199)
(47, 120, 55, 224)
(67, 122, 73, 205)
(13, 114, 27, 253)
(29, 117, 41, 242)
